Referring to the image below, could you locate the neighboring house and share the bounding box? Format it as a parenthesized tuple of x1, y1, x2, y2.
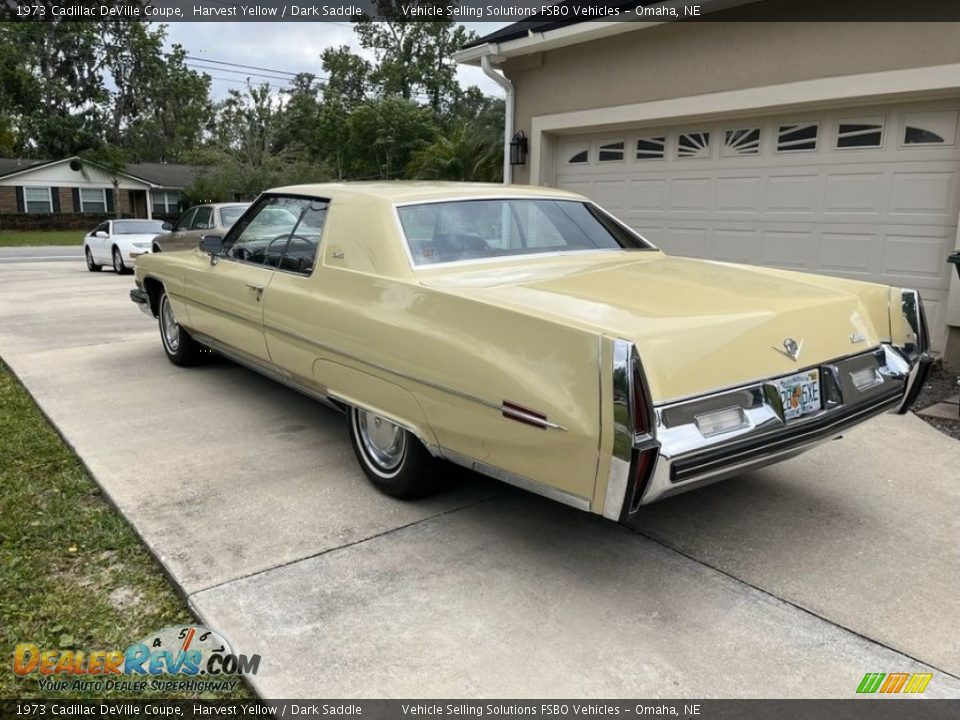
(0, 156, 202, 226)
(456, 0, 960, 363)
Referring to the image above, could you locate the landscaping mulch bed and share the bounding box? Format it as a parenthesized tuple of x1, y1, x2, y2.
(912, 363, 960, 441)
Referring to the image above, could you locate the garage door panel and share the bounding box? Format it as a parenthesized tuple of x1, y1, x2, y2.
(591, 180, 628, 212)
(713, 228, 759, 263)
(663, 227, 710, 257)
(555, 102, 959, 351)
(822, 173, 887, 216)
(882, 233, 953, 286)
(669, 178, 712, 212)
(766, 175, 821, 214)
(716, 177, 762, 213)
(818, 232, 877, 277)
(627, 179, 666, 212)
(761, 230, 816, 270)
(888, 171, 958, 221)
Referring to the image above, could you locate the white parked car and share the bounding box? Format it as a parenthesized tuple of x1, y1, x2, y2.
(83, 219, 172, 275)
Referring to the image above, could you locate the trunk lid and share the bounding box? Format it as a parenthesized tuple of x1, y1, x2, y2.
(420, 251, 891, 403)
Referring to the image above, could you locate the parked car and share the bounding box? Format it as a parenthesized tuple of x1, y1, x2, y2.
(151, 203, 251, 253)
(130, 184, 932, 522)
(84, 219, 171, 275)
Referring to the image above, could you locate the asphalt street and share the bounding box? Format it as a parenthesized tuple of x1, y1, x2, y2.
(1, 260, 958, 698)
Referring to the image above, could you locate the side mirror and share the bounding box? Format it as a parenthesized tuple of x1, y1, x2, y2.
(199, 234, 223, 255)
(94, 230, 108, 238)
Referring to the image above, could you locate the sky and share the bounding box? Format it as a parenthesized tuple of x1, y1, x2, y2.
(163, 22, 512, 101)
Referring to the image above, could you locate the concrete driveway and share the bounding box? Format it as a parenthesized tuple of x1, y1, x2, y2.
(2, 259, 958, 698)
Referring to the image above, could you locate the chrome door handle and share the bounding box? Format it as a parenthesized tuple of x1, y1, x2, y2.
(245, 284, 264, 301)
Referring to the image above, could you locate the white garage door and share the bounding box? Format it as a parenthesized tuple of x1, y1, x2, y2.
(555, 101, 960, 352)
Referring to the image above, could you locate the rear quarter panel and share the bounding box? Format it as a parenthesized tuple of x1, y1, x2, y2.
(268, 264, 604, 504)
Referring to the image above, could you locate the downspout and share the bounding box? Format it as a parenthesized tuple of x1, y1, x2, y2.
(480, 54, 514, 185)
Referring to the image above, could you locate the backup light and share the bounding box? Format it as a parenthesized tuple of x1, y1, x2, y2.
(850, 367, 882, 392)
(695, 407, 748, 438)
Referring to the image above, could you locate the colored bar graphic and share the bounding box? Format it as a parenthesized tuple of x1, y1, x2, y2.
(904, 673, 933, 694)
(857, 673, 886, 693)
(880, 673, 909, 693)
(857, 672, 932, 694)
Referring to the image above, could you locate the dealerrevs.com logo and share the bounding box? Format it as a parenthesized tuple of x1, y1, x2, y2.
(857, 672, 932, 694)
(13, 625, 260, 693)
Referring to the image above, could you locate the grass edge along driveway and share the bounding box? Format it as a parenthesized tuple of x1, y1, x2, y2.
(0, 360, 251, 700)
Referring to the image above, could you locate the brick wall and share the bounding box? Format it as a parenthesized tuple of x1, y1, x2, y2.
(0, 186, 17, 214)
(57, 187, 74, 213)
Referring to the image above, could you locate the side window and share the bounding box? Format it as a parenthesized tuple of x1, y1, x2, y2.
(278, 201, 327, 275)
(175, 208, 197, 231)
(222, 195, 311, 266)
(97, 222, 110, 234)
(191, 207, 214, 230)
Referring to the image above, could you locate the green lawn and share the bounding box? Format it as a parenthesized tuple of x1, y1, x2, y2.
(0, 361, 252, 700)
(0, 230, 85, 247)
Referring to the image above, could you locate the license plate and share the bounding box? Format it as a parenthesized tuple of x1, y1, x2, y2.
(776, 369, 822, 421)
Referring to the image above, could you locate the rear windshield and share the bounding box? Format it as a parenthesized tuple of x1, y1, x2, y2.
(220, 205, 248, 227)
(397, 199, 650, 266)
(113, 220, 168, 234)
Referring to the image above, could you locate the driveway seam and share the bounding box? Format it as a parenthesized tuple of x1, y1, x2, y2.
(188, 489, 515, 598)
(626, 523, 960, 681)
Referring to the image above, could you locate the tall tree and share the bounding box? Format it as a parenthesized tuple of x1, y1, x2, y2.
(0, 21, 106, 156)
(355, 3, 476, 114)
(315, 47, 373, 179)
(124, 41, 212, 163)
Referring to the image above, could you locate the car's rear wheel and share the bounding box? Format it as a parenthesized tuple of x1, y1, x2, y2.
(112, 246, 130, 275)
(348, 407, 440, 499)
(85, 247, 101, 272)
(158, 290, 203, 366)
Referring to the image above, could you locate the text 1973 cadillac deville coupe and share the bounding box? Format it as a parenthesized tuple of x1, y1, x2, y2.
(131, 183, 931, 523)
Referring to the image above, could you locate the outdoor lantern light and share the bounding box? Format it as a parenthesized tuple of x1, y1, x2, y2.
(509, 131, 528, 166)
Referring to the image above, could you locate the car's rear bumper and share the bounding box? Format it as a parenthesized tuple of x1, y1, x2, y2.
(609, 344, 928, 516)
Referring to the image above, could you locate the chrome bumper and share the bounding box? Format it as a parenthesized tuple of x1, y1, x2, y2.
(130, 288, 152, 317)
(608, 344, 927, 518)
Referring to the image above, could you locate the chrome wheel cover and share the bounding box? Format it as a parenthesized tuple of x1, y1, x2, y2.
(356, 409, 406, 473)
(160, 296, 180, 353)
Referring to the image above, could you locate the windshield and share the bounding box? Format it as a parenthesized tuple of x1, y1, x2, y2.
(397, 199, 650, 266)
(219, 205, 248, 227)
(113, 220, 168, 234)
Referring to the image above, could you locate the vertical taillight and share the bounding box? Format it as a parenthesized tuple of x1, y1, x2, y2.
(631, 351, 653, 436)
(607, 339, 660, 520)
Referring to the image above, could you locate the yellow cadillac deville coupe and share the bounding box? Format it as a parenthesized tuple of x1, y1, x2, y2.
(130, 183, 932, 522)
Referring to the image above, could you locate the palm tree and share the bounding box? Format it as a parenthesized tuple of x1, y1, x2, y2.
(407, 123, 501, 182)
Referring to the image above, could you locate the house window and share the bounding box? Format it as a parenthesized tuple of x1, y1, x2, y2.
(636, 136, 665, 160)
(567, 149, 589, 164)
(79, 188, 107, 213)
(836, 117, 884, 149)
(677, 132, 710, 159)
(723, 128, 761, 156)
(151, 190, 180, 215)
(598, 141, 625, 162)
(24, 187, 53, 214)
(902, 110, 958, 146)
(777, 124, 818, 152)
